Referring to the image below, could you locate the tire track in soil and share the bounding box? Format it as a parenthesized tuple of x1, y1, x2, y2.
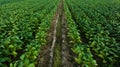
(36, 0, 73, 67)
(61, 2, 73, 67)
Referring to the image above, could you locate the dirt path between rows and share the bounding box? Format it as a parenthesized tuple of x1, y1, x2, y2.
(36, 0, 73, 67)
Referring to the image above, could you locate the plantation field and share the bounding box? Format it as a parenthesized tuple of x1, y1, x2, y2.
(0, 0, 120, 67)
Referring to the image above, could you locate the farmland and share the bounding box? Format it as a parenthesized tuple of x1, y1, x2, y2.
(0, 0, 120, 67)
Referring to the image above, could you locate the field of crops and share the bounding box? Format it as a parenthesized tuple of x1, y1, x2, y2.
(0, 0, 120, 67)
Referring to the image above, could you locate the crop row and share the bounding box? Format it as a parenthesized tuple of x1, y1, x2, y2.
(64, 0, 97, 67)
(0, 0, 60, 67)
(65, 0, 120, 67)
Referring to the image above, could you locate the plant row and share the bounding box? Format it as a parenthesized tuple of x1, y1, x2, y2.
(66, 0, 120, 66)
(64, 1, 97, 67)
(0, 0, 60, 67)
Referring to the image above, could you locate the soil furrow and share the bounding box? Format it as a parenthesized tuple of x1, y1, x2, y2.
(61, 3, 73, 67)
(53, 13, 62, 67)
(36, 0, 73, 67)
(36, 1, 62, 67)
(49, 2, 63, 67)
